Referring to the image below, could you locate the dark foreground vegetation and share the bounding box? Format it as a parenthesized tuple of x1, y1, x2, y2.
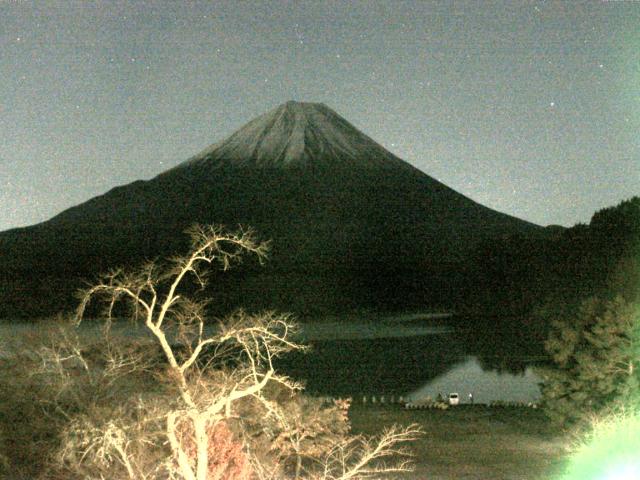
(465, 196, 640, 321)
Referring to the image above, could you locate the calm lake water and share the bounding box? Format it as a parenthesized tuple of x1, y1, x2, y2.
(278, 313, 546, 403)
(1, 313, 546, 403)
(406, 357, 541, 404)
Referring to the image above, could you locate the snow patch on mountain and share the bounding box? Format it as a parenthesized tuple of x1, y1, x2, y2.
(176, 101, 415, 171)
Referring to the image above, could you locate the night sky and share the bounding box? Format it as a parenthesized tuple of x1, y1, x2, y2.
(2, 0, 638, 232)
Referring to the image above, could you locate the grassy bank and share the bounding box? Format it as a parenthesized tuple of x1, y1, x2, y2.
(348, 404, 568, 480)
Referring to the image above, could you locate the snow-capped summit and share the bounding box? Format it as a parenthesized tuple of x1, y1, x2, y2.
(178, 101, 412, 170)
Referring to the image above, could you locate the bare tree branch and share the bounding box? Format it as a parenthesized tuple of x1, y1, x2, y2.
(65, 224, 421, 480)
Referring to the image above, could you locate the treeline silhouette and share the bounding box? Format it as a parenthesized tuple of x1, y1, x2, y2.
(1, 197, 637, 322)
(462, 196, 639, 332)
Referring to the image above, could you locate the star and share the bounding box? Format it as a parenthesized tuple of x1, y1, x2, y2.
(549, 102, 555, 107)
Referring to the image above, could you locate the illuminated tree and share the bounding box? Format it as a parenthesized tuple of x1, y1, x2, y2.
(538, 295, 640, 427)
(559, 408, 640, 480)
(60, 224, 422, 480)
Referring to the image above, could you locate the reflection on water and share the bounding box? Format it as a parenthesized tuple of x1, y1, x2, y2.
(297, 322, 452, 341)
(278, 315, 548, 401)
(2, 314, 548, 403)
(407, 356, 541, 404)
(278, 327, 462, 396)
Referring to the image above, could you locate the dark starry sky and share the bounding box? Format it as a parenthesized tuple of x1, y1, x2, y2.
(1, 0, 638, 231)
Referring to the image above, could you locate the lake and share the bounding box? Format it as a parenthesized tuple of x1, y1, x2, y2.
(277, 313, 547, 403)
(406, 356, 542, 404)
(1, 313, 547, 403)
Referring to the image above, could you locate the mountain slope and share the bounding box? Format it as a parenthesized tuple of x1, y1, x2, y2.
(0, 101, 543, 317)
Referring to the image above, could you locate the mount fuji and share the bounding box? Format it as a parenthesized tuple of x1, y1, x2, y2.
(0, 101, 543, 317)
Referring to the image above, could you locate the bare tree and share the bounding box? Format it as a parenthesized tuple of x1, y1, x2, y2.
(313, 424, 423, 480)
(68, 224, 422, 480)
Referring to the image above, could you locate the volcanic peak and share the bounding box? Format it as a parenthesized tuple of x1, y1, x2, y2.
(177, 101, 412, 171)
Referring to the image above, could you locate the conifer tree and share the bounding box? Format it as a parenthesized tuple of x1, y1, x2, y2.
(538, 295, 640, 427)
